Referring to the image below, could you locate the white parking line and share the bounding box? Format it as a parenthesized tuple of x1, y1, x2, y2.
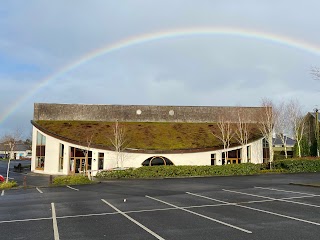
(101, 199, 165, 240)
(254, 186, 319, 196)
(1, 190, 4, 196)
(51, 203, 60, 240)
(66, 185, 79, 191)
(0, 217, 52, 224)
(187, 191, 320, 226)
(2, 193, 319, 226)
(146, 195, 252, 234)
(223, 189, 320, 208)
(36, 187, 43, 194)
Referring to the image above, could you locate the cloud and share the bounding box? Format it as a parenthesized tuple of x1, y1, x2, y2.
(1, 1, 320, 136)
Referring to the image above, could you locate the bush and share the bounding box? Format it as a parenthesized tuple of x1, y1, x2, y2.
(52, 175, 92, 186)
(0, 181, 18, 189)
(274, 158, 320, 173)
(97, 163, 261, 179)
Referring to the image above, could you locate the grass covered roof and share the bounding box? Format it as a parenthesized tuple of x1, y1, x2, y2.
(33, 121, 263, 152)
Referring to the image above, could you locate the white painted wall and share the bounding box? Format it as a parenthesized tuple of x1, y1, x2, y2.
(31, 126, 265, 176)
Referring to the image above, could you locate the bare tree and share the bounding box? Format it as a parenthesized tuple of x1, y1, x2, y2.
(258, 98, 277, 166)
(81, 133, 95, 176)
(287, 100, 306, 157)
(274, 101, 291, 158)
(311, 66, 320, 80)
(212, 113, 234, 164)
(234, 109, 251, 162)
(2, 130, 22, 183)
(110, 120, 129, 168)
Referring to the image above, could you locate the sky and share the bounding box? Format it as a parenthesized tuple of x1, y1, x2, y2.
(0, 1, 319, 138)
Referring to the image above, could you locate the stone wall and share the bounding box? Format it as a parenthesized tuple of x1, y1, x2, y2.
(34, 103, 263, 123)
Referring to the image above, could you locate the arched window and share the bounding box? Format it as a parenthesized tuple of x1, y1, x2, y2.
(142, 156, 174, 166)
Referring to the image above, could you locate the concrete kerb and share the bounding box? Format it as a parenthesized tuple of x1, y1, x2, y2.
(289, 182, 320, 188)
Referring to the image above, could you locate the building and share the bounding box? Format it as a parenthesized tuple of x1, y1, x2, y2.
(272, 135, 295, 159)
(0, 141, 32, 160)
(31, 103, 266, 176)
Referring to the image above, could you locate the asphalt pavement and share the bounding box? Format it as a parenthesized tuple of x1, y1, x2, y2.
(1, 172, 320, 239)
(0, 160, 51, 186)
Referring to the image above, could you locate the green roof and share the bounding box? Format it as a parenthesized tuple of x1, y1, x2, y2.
(34, 121, 262, 151)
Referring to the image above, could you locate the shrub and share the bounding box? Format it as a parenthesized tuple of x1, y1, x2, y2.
(97, 163, 261, 179)
(0, 181, 18, 189)
(52, 175, 92, 186)
(274, 158, 320, 173)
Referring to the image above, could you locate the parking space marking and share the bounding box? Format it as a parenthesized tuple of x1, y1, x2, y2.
(223, 189, 320, 208)
(254, 186, 319, 196)
(0, 217, 52, 224)
(51, 203, 60, 240)
(36, 187, 43, 194)
(101, 199, 165, 240)
(187, 191, 320, 226)
(1, 190, 4, 196)
(146, 195, 252, 234)
(57, 212, 118, 219)
(2, 192, 319, 227)
(66, 185, 79, 191)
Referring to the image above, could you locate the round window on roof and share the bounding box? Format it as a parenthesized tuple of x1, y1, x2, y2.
(136, 109, 142, 115)
(169, 110, 174, 116)
(142, 156, 174, 166)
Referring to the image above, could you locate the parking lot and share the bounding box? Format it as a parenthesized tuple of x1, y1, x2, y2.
(1, 174, 320, 239)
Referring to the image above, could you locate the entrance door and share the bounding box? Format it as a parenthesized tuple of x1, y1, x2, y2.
(75, 158, 87, 173)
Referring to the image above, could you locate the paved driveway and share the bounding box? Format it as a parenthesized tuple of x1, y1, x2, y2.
(1, 173, 320, 239)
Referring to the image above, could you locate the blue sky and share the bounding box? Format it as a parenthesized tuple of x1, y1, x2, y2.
(0, 1, 319, 138)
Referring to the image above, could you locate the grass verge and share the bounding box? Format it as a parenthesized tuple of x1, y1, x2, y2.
(0, 181, 18, 190)
(52, 175, 93, 186)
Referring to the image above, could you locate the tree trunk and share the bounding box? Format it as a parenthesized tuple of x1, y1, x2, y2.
(297, 141, 301, 157)
(268, 134, 274, 169)
(284, 144, 288, 159)
(6, 158, 11, 183)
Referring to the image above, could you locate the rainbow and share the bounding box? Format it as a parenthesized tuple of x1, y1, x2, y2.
(1, 27, 320, 125)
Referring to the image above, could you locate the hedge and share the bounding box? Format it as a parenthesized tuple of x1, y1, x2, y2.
(96, 163, 261, 179)
(274, 158, 320, 173)
(97, 159, 320, 179)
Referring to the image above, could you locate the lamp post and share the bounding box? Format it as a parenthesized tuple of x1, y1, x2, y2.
(314, 108, 319, 157)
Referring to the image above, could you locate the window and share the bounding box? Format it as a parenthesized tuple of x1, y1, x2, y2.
(69, 147, 92, 173)
(247, 145, 251, 163)
(223, 149, 241, 164)
(36, 132, 46, 170)
(211, 154, 216, 165)
(142, 156, 174, 166)
(222, 152, 226, 165)
(98, 153, 104, 170)
(59, 144, 64, 171)
(263, 139, 270, 161)
(263, 138, 269, 148)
